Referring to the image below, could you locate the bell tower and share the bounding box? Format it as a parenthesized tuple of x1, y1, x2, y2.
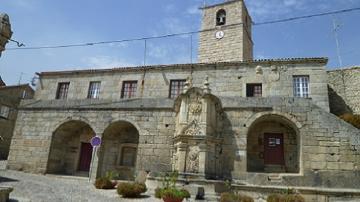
(198, 0, 253, 63)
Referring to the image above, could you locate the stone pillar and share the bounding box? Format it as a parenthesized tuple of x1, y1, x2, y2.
(198, 143, 207, 175)
(176, 143, 188, 173)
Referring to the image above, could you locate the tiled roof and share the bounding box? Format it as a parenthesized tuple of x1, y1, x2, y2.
(327, 66, 360, 72)
(39, 57, 328, 76)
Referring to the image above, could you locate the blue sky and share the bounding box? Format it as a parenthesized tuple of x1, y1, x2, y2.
(1, 0, 360, 85)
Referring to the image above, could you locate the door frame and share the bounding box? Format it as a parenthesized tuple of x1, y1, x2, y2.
(264, 133, 285, 165)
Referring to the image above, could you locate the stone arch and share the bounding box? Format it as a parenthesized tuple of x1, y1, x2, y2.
(216, 9, 226, 26)
(246, 112, 301, 173)
(47, 120, 96, 175)
(98, 120, 140, 180)
(52, 116, 96, 134)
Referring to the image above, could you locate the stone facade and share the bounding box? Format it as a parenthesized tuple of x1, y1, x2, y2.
(0, 84, 34, 159)
(198, 0, 253, 63)
(328, 67, 360, 115)
(0, 13, 12, 56)
(6, 0, 360, 191)
(6, 59, 360, 188)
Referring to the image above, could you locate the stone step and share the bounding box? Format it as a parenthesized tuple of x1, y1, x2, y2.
(267, 174, 283, 182)
(0, 160, 7, 170)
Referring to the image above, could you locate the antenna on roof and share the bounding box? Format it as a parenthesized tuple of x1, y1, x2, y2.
(18, 72, 24, 85)
(332, 15, 343, 67)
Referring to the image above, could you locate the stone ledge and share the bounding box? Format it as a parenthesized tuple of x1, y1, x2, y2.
(232, 184, 360, 196)
(0, 186, 13, 202)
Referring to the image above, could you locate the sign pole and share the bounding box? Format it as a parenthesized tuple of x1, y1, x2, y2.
(89, 146, 97, 182)
(89, 136, 102, 182)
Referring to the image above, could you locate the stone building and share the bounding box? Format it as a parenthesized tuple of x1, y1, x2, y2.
(6, 0, 360, 190)
(0, 83, 34, 159)
(327, 66, 360, 116)
(0, 13, 12, 57)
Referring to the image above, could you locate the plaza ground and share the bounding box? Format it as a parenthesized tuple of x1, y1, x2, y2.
(0, 167, 161, 202)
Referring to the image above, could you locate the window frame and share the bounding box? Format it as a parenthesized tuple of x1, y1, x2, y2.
(169, 79, 186, 99)
(118, 144, 138, 167)
(55, 82, 70, 100)
(293, 75, 310, 98)
(87, 81, 101, 99)
(0, 105, 10, 119)
(246, 83, 262, 97)
(121, 80, 138, 99)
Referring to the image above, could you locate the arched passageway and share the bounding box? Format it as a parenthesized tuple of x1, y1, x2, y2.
(47, 120, 95, 175)
(99, 121, 139, 180)
(247, 114, 300, 173)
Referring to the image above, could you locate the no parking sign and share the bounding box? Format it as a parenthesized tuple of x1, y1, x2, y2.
(90, 136, 101, 147)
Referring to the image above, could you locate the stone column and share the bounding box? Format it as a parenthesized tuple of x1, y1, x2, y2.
(198, 143, 207, 176)
(176, 142, 188, 173)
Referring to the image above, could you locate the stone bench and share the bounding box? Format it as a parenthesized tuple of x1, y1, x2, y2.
(0, 187, 13, 202)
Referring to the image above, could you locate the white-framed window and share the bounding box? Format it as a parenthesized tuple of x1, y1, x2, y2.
(0, 106, 10, 119)
(87, 81, 101, 99)
(293, 76, 309, 98)
(118, 144, 137, 167)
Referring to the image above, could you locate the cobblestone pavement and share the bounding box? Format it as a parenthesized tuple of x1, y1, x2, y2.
(0, 169, 161, 202)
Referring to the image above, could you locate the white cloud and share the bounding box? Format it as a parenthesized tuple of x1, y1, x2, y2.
(186, 5, 201, 15)
(82, 56, 136, 68)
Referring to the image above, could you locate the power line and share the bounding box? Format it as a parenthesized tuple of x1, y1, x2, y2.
(253, 7, 360, 25)
(4, 6, 360, 51)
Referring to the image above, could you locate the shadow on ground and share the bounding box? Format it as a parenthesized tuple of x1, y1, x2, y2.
(0, 176, 18, 183)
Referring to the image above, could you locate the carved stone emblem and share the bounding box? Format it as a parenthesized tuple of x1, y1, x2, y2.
(189, 97, 202, 114)
(186, 146, 199, 173)
(184, 120, 202, 136)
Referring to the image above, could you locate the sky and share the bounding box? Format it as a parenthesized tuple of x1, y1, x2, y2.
(1, 0, 360, 85)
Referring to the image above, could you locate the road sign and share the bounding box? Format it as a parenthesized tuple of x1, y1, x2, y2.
(90, 136, 101, 147)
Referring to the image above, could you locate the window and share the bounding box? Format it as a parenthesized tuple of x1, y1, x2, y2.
(56, 82, 70, 99)
(120, 146, 137, 167)
(0, 106, 10, 119)
(121, 81, 137, 99)
(216, 9, 226, 26)
(246, 84, 262, 97)
(293, 76, 309, 98)
(169, 79, 186, 98)
(87, 81, 101, 99)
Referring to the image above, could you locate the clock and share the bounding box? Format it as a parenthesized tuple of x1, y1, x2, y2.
(215, 31, 225, 39)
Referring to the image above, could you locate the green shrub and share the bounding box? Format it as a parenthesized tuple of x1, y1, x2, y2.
(154, 171, 191, 201)
(157, 187, 191, 200)
(220, 192, 254, 202)
(117, 182, 147, 198)
(267, 194, 305, 202)
(155, 187, 162, 199)
(340, 113, 360, 129)
(94, 177, 114, 189)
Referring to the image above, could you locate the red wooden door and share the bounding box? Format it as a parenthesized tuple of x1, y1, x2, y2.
(78, 142, 93, 172)
(264, 133, 285, 165)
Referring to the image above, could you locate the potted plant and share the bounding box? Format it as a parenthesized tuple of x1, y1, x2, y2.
(94, 171, 118, 189)
(155, 171, 191, 202)
(117, 182, 147, 198)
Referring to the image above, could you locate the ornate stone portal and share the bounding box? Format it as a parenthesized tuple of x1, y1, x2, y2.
(173, 78, 223, 179)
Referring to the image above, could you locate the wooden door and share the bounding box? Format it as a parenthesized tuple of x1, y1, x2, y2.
(264, 133, 285, 165)
(78, 142, 93, 172)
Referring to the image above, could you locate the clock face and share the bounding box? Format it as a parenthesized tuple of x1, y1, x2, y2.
(215, 31, 225, 39)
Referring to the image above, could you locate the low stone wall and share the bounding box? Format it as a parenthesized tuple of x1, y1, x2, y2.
(232, 184, 360, 202)
(0, 187, 13, 202)
(328, 67, 360, 115)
